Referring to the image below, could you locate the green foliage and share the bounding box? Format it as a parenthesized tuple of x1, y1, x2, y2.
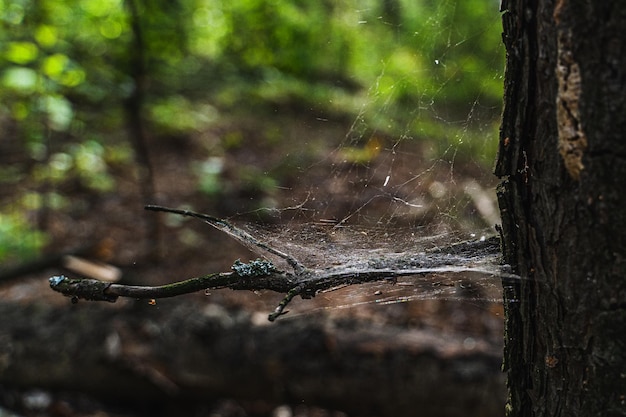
(194, 157, 225, 196)
(187, 0, 504, 132)
(149, 96, 219, 134)
(0, 210, 49, 264)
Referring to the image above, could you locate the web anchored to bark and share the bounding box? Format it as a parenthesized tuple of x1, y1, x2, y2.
(49, 205, 518, 321)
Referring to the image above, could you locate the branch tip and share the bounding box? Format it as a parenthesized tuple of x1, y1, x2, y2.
(144, 204, 306, 274)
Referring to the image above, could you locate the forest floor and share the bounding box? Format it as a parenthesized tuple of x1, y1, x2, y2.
(0, 110, 505, 417)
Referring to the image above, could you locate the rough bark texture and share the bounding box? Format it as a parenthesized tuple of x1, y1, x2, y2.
(496, 0, 626, 416)
(0, 298, 505, 417)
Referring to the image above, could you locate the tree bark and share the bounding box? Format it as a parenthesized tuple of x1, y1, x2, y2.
(496, 1, 626, 416)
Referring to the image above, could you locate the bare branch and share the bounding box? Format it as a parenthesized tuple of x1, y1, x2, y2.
(51, 272, 242, 300)
(49, 207, 518, 321)
(144, 205, 306, 274)
(50, 263, 517, 321)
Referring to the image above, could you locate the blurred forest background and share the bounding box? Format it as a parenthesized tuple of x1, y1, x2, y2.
(0, 0, 503, 266)
(0, 1, 506, 416)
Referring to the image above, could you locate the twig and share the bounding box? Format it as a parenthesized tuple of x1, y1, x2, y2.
(49, 208, 519, 321)
(50, 262, 518, 321)
(49, 269, 295, 303)
(268, 284, 307, 322)
(144, 205, 306, 274)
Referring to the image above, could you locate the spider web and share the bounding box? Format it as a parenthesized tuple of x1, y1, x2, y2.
(185, 3, 511, 318)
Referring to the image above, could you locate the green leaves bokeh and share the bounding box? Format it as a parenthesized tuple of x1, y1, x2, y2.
(0, 0, 504, 263)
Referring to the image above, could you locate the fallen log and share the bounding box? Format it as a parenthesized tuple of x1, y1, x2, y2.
(0, 298, 505, 417)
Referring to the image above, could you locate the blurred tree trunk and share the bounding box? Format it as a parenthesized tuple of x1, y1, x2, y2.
(124, 0, 161, 260)
(496, 1, 626, 416)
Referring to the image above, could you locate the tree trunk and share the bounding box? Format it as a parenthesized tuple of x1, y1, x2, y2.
(496, 0, 626, 416)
